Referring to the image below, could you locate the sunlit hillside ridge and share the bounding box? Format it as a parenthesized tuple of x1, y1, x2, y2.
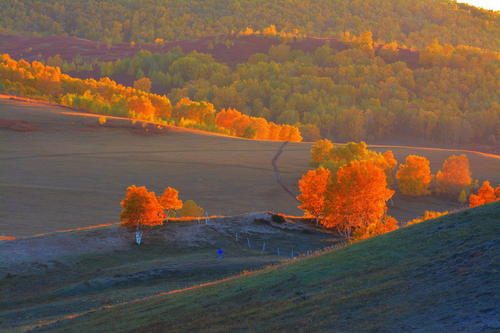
(0, 54, 302, 142)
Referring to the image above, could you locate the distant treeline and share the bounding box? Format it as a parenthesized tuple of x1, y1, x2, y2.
(0, 0, 498, 50)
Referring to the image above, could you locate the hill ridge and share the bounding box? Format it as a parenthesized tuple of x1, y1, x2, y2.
(2, 94, 499, 158)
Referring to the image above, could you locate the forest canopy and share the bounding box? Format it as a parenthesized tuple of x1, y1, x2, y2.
(0, 0, 499, 50)
(51, 37, 500, 145)
(0, 0, 498, 146)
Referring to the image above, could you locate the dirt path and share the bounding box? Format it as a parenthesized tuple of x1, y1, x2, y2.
(272, 141, 299, 202)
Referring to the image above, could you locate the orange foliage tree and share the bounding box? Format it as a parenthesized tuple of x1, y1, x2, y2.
(127, 95, 156, 119)
(353, 215, 399, 240)
(396, 155, 432, 196)
(406, 210, 449, 226)
(310, 139, 334, 167)
(435, 154, 472, 197)
(120, 185, 166, 244)
(297, 167, 331, 225)
(299, 140, 401, 239)
(215, 107, 302, 141)
(323, 160, 396, 238)
(133, 77, 152, 92)
(469, 181, 499, 208)
(158, 187, 183, 218)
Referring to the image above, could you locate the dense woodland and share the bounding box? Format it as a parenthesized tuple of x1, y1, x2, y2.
(1, 0, 499, 146)
(0, 0, 499, 50)
(51, 33, 500, 145)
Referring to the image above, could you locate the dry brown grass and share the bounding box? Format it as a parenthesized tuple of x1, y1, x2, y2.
(1, 98, 498, 236)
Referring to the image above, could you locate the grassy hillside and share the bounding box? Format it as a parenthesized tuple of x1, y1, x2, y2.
(0, 0, 498, 50)
(0, 213, 339, 331)
(40, 201, 500, 332)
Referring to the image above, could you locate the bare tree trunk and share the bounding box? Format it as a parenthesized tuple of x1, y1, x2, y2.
(135, 225, 143, 245)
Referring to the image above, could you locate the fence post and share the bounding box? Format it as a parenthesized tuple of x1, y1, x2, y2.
(291, 248, 294, 257)
(262, 242, 266, 252)
(277, 248, 280, 256)
(247, 237, 251, 248)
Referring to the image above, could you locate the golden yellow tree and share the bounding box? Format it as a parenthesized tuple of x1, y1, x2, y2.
(382, 150, 398, 187)
(178, 200, 205, 217)
(310, 139, 334, 167)
(406, 211, 449, 226)
(436, 154, 472, 196)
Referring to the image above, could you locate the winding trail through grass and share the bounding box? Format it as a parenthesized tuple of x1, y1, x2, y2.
(272, 141, 300, 202)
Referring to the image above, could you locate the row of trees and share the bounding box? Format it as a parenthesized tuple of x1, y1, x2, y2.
(215, 108, 301, 141)
(310, 139, 483, 202)
(397, 154, 474, 201)
(120, 185, 204, 244)
(402, 180, 499, 226)
(118, 147, 497, 244)
(0, 54, 302, 141)
(298, 140, 499, 239)
(1, 0, 498, 50)
(64, 34, 500, 145)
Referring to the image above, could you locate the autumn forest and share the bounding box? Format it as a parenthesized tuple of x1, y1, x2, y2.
(1, 1, 499, 331)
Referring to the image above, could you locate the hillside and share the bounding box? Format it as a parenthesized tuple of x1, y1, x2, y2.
(34, 201, 500, 332)
(0, 212, 340, 331)
(0, 0, 498, 50)
(2, 98, 499, 237)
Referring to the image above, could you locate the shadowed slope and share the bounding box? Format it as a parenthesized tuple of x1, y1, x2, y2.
(41, 202, 500, 332)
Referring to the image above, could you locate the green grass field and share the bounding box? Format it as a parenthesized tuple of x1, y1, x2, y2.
(1, 98, 499, 237)
(37, 201, 500, 332)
